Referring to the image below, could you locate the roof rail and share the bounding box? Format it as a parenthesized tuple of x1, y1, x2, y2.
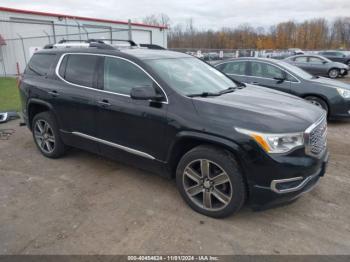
(85, 39, 138, 47)
(139, 44, 166, 50)
(44, 39, 118, 50)
(44, 39, 164, 51)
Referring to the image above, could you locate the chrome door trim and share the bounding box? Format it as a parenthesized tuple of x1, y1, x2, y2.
(72, 131, 155, 160)
(55, 52, 169, 104)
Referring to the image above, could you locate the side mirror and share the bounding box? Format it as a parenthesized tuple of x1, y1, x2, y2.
(130, 86, 164, 101)
(322, 61, 328, 64)
(274, 76, 285, 84)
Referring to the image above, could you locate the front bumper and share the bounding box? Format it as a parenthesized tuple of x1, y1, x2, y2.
(244, 147, 329, 209)
(329, 98, 350, 119)
(340, 69, 348, 76)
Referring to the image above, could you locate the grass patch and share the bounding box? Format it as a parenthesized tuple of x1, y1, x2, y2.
(0, 77, 21, 112)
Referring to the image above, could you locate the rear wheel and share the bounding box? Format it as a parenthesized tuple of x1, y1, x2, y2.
(32, 111, 66, 158)
(328, 68, 339, 79)
(305, 96, 328, 113)
(176, 145, 246, 218)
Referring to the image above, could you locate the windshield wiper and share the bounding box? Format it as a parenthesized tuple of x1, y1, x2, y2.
(187, 92, 222, 98)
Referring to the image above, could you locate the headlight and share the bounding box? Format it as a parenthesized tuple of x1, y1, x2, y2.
(337, 88, 350, 99)
(235, 128, 304, 154)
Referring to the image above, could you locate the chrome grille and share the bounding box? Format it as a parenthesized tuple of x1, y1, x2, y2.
(305, 115, 327, 157)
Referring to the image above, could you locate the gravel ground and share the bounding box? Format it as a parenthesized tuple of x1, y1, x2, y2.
(0, 77, 350, 255)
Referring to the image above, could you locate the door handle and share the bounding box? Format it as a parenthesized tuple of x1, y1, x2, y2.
(48, 90, 59, 97)
(98, 99, 111, 107)
(250, 82, 259, 85)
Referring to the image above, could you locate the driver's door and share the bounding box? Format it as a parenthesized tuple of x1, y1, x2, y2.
(96, 56, 168, 162)
(246, 61, 291, 93)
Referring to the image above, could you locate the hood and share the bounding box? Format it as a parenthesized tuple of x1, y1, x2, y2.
(192, 85, 324, 133)
(331, 62, 349, 69)
(309, 76, 350, 90)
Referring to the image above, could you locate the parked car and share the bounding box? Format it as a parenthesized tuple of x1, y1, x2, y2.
(214, 58, 350, 118)
(284, 54, 349, 78)
(318, 50, 350, 66)
(19, 41, 328, 218)
(288, 48, 304, 55)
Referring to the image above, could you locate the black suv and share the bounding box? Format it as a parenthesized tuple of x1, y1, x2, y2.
(319, 51, 350, 66)
(19, 42, 329, 218)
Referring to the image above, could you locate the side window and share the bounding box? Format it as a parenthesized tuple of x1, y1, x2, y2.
(220, 61, 246, 75)
(103, 57, 154, 95)
(250, 62, 284, 79)
(60, 54, 99, 87)
(25, 53, 56, 76)
(309, 57, 324, 64)
(286, 73, 298, 82)
(295, 56, 308, 62)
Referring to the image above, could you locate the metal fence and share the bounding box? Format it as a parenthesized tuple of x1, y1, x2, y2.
(0, 18, 156, 76)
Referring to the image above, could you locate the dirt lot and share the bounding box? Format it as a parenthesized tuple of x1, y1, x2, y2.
(1, 79, 350, 255)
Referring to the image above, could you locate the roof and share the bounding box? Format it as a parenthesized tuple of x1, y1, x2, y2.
(121, 49, 190, 60)
(0, 6, 167, 30)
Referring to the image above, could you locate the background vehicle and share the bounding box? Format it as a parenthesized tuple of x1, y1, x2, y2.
(318, 50, 350, 66)
(19, 41, 328, 218)
(214, 57, 350, 118)
(284, 54, 349, 78)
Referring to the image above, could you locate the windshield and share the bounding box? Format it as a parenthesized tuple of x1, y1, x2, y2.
(145, 57, 237, 96)
(278, 60, 315, 79)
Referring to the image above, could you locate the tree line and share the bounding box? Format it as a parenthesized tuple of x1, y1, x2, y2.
(142, 15, 350, 50)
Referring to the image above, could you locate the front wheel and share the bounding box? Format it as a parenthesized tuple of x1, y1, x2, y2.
(305, 96, 329, 114)
(328, 68, 339, 79)
(176, 145, 246, 218)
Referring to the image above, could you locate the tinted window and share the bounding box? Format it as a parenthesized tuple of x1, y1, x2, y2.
(61, 54, 99, 87)
(25, 53, 56, 76)
(250, 62, 284, 79)
(295, 56, 308, 62)
(103, 57, 153, 95)
(219, 61, 246, 75)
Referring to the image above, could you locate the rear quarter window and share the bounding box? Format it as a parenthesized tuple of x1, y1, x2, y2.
(25, 53, 57, 76)
(58, 54, 99, 88)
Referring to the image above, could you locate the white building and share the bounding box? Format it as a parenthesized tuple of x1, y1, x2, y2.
(0, 6, 168, 76)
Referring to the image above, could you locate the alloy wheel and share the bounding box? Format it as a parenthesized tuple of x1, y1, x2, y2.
(329, 69, 339, 78)
(308, 99, 323, 109)
(182, 159, 232, 211)
(34, 119, 55, 154)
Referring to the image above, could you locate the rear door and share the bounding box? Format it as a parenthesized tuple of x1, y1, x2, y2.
(293, 56, 310, 72)
(215, 61, 248, 83)
(53, 53, 102, 152)
(95, 55, 168, 162)
(308, 56, 327, 76)
(246, 61, 291, 93)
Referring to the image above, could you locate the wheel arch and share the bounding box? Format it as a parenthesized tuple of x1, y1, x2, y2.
(166, 131, 248, 178)
(27, 99, 55, 130)
(301, 93, 330, 114)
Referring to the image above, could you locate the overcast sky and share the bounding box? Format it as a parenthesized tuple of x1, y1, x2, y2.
(1, 0, 350, 29)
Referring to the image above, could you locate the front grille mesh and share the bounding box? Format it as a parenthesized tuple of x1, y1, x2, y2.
(307, 116, 327, 156)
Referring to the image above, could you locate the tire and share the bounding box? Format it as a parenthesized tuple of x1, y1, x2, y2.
(305, 96, 329, 113)
(176, 145, 246, 218)
(328, 68, 339, 79)
(32, 111, 66, 158)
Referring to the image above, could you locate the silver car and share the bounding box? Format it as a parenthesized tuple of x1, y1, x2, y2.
(284, 54, 349, 79)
